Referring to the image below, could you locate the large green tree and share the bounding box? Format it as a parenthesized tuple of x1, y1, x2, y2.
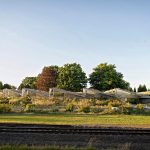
(57, 63, 87, 92)
(36, 66, 59, 91)
(18, 77, 37, 90)
(89, 63, 130, 91)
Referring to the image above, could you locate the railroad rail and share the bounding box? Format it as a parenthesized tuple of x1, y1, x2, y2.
(0, 124, 150, 135)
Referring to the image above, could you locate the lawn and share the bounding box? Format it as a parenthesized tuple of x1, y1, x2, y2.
(0, 146, 95, 150)
(0, 113, 150, 128)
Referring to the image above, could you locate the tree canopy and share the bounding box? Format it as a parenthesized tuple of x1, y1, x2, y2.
(137, 84, 147, 92)
(3, 84, 12, 89)
(36, 66, 59, 91)
(18, 77, 37, 90)
(0, 81, 16, 90)
(0, 81, 3, 90)
(89, 63, 130, 91)
(57, 63, 87, 92)
(133, 87, 137, 93)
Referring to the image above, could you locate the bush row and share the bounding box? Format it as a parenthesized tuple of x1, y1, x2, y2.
(0, 96, 149, 115)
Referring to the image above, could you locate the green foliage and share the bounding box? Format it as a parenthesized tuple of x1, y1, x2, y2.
(0, 97, 9, 104)
(133, 87, 136, 93)
(24, 104, 36, 112)
(51, 106, 59, 112)
(57, 63, 87, 92)
(18, 77, 37, 90)
(90, 106, 102, 113)
(138, 84, 147, 92)
(126, 98, 140, 104)
(36, 66, 59, 91)
(0, 104, 11, 113)
(9, 96, 32, 106)
(0, 81, 3, 90)
(3, 84, 12, 89)
(0, 145, 95, 150)
(0, 81, 16, 90)
(128, 87, 133, 92)
(119, 104, 133, 115)
(19, 96, 32, 106)
(89, 63, 130, 91)
(136, 104, 144, 113)
(66, 103, 74, 112)
(81, 106, 90, 113)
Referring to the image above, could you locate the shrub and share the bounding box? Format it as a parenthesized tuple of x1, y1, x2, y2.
(89, 99, 96, 106)
(66, 103, 74, 112)
(126, 98, 140, 104)
(24, 104, 36, 112)
(81, 106, 90, 113)
(0, 98, 9, 104)
(9, 96, 32, 106)
(119, 104, 133, 115)
(98, 100, 110, 106)
(9, 99, 20, 105)
(51, 106, 59, 112)
(96, 99, 119, 106)
(77, 99, 91, 113)
(0, 104, 11, 113)
(90, 106, 103, 113)
(100, 109, 114, 115)
(20, 96, 32, 106)
(32, 97, 56, 106)
(108, 100, 123, 107)
(136, 104, 144, 113)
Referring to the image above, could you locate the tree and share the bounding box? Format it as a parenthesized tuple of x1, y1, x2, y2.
(36, 66, 59, 92)
(2, 83, 16, 89)
(137, 84, 147, 92)
(0, 81, 3, 90)
(57, 63, 87, 92)
(18, 77, 37, 90)
(89, 63, 130, 91)
(133, 87, 136, 93)
(129, 87, 133, 92)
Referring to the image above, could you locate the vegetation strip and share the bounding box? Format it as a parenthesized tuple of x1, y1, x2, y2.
(0, 146, 95, 150)
(0, 113, 150, 128)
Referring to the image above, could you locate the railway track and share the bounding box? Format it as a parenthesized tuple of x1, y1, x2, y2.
(0, 124, 150, 135)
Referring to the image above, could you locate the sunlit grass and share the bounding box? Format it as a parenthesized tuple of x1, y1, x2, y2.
(0, 113, 150, 127)
(0, 145, 95, 150)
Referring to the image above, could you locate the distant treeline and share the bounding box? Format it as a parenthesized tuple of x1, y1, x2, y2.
(1, 63, 149, 92)
(0, 82, 16, 90)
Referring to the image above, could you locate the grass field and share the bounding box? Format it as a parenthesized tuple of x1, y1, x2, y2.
(0, 113, 150, 128)
(0, 145, 132, 150)
(0, 146, 95, 150)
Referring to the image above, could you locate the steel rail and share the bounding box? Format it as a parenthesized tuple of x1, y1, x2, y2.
(0, 126, 150, 135)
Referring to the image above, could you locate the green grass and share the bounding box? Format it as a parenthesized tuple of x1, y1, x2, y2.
(0, 146, 95, 150)
(0, 113, 150, 127)
(0, 144, 132, 150)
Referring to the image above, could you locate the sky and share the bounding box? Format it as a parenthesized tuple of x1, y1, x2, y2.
(0, 0, 150, 89)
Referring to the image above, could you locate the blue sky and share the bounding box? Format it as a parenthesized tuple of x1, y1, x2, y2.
(0, 0, 150, 88)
